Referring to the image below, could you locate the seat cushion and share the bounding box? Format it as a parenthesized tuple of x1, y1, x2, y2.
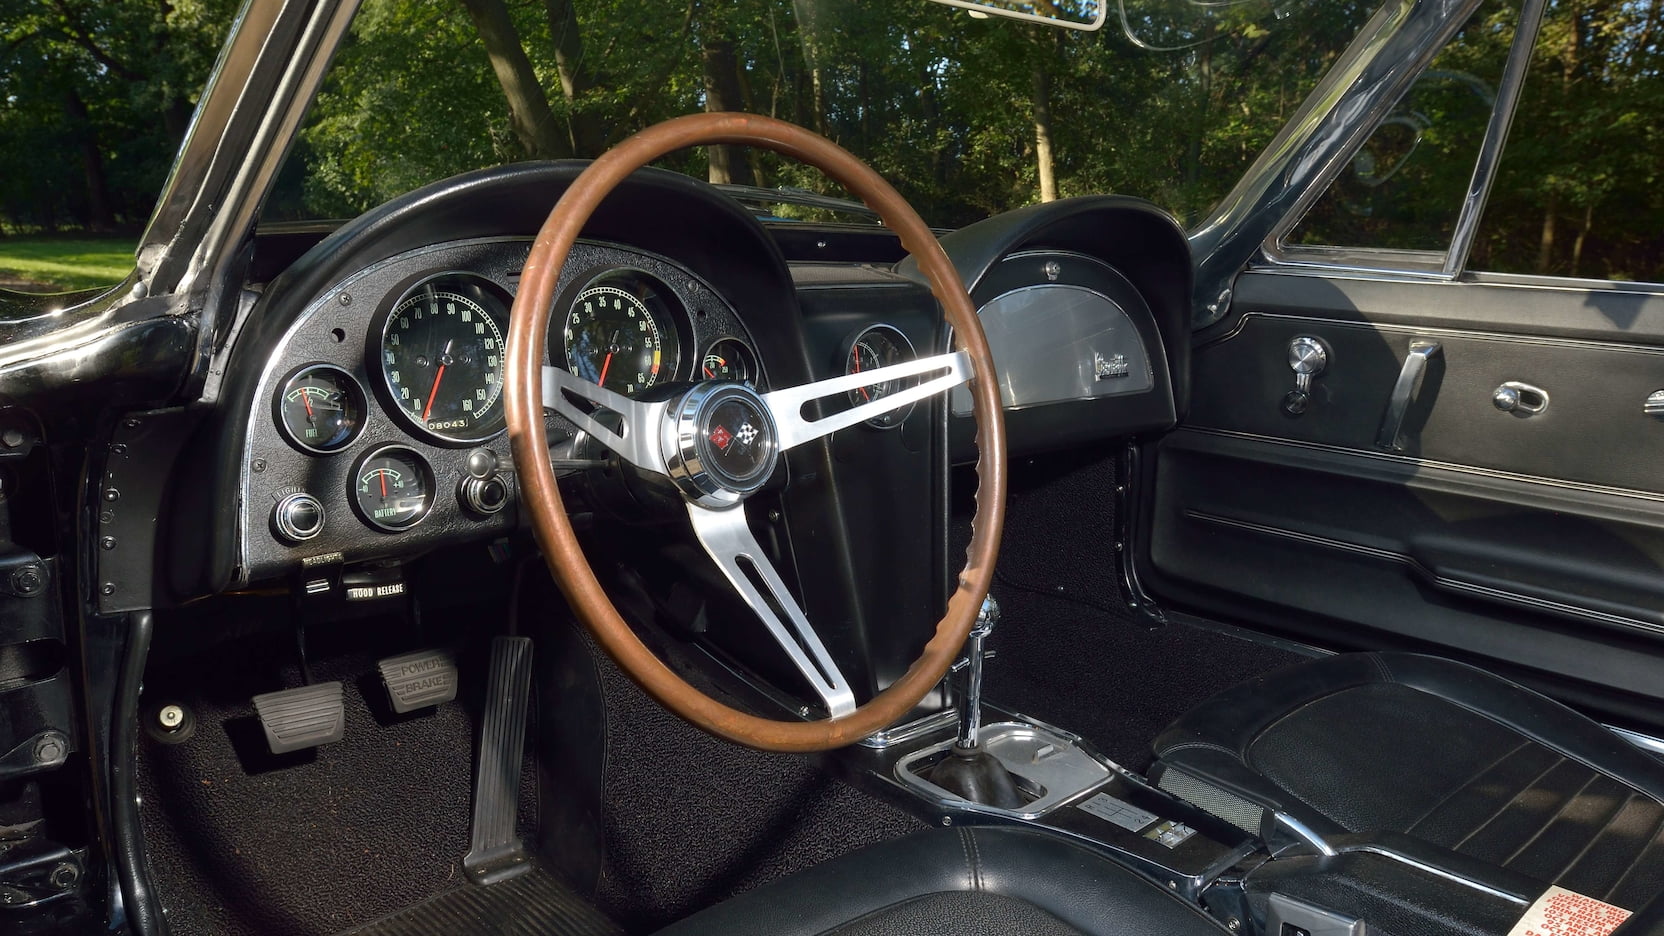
(1152, 652, 1664, 909)
(651, 826, 1230, 936)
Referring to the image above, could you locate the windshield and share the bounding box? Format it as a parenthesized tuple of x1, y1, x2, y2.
(261, 0, 1377, 230)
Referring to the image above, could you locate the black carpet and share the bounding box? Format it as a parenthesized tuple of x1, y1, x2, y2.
(590, 649, 927, 933)
(959, 448, 1310, 772)
(135, 619, 539, 936)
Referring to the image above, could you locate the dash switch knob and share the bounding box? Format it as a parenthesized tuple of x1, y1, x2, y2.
(459, 475, 509, 516)
(272, 492, 326, 543)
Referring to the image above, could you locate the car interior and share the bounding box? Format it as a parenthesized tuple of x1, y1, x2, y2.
(2, 0, 1663, 934)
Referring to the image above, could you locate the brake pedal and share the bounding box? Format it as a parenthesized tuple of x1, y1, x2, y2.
(463, 635, 534, 885)
(377, 649, 459, 714)
(252, 682, 345, 754)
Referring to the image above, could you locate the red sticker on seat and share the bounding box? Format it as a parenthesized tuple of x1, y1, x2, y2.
(1507, 886, 1631, 936)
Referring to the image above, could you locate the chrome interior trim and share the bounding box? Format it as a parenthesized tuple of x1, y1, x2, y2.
(1181, 426, 1664, 506)
(541, 366, 673, 477)
(763, 350, 971, 450)
(1443, 0, 1549, 277)
(1213, 311, 1664, 362)
(894, 720, 1115, 820)
(1191, 0, 1484, 326)
(1608, 726, 1664, 757)
(686, 503, 858, 718)
(859, 709, 960, 750)
(1343, 846, 1529, 904)
(1272, 811, 1339, 857)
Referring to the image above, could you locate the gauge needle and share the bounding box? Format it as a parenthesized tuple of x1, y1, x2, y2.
(422, 340, 452, 422)
(597, 330, 619, 387)
(852, 346, 871, 402)
(301, 389, 315, 423)
(379, 471, 387, 499)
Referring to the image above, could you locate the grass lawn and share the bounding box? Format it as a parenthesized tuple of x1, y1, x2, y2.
(0, 237, 136, 292)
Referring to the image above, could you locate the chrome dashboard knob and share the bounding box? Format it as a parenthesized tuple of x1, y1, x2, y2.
(459, 475, 509, 516)
(272, 492, 325, 543)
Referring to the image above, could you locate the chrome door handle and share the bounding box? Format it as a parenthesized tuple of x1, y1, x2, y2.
(1375, 339, 1441, 452)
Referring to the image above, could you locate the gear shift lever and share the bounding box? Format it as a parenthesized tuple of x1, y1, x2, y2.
(926, 597, 1024, 808)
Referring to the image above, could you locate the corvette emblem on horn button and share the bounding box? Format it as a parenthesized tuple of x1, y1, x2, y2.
(709, 425, 733, 450)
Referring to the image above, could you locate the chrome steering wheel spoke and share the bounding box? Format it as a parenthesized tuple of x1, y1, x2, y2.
(541, 365, 670, 475)
(762, 350, 973, 451)
(686, 502, 857, 718)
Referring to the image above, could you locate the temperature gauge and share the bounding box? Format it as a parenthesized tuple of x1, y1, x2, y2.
(276, 364, 365, 453)
(701, 338, 759, 385)
(350, 445, 434, 532)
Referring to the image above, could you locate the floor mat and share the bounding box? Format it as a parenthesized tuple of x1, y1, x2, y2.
(135, 624, 535, 936)
(340, 864, 620, 936)
(958, 447, 1311, 773)
(590, 650, 927, 933)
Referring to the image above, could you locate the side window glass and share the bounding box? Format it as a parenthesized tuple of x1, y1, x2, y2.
(1284, 0, 1517, 257)
(1474, 1, 1662, 283)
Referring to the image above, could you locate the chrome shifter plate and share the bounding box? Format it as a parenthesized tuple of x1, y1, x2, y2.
(895, 721, 1113, 820)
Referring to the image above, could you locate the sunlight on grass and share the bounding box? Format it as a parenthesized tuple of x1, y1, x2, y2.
(0, 238, 135, 292)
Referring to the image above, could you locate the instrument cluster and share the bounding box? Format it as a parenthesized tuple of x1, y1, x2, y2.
(241, 238, 763, 583)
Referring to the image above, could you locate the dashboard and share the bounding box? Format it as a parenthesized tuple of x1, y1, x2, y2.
(163, 163, 1192, 601)
(240, 237, 765, 582)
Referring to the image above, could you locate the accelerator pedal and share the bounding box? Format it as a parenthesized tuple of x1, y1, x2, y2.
(252, 682, 345, 754)
(463, 636, 534, 885)
(377, 649, 459, 714)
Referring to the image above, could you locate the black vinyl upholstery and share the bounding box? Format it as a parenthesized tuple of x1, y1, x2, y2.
(651, 826, 1230, 936)
(1153, 652, 1664, 910)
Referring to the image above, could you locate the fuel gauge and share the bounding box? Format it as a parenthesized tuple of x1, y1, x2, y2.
(351, 445, 434, 532)
(276, 364, 365, 453)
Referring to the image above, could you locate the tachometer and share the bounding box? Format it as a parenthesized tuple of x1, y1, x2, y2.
(379, 274, 509, 443)
(560, 271, 683, 394)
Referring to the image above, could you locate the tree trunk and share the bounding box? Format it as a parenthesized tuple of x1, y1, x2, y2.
(1571, 202, 1593, 277)
(701, 39, 755, 186)
(64, 90, 113, 232)
(544, 0, 605, 156)
(1537, 191, 1558, 274)
(1032, 65, 1057, 203)
(459, 0, 568, 159)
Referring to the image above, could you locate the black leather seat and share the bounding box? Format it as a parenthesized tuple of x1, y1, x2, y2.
(1152, 652, 1664, 910)
(652, 826, 1230, 936)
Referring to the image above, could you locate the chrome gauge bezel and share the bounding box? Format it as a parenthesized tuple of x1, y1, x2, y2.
(556, 267, 688, 394)
(273, 362, 367, 455)
(701, 337, 763, 388)
(349, 443, 436, 533)
(371, 271, 513, 446)
(844, 324, 918, 429)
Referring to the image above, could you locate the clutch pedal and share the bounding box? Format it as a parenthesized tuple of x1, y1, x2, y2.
(377, 649, 459, 714)
(252, 682, 345, 754)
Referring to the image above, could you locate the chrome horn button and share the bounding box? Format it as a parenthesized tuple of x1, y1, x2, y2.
(664, 382, 780, 508)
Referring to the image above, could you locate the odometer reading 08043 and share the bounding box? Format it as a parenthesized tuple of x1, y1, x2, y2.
(380, 274, 509, 443)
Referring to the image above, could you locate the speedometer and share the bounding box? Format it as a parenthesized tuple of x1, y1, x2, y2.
(560, 270, 683, 395)
(379, 273, 510, 443)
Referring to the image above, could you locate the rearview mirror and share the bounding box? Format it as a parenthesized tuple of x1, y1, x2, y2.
(925, 0, 1107, 31)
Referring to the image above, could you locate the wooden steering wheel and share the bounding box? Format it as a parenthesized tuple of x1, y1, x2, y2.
(504, 113, 1006, 752)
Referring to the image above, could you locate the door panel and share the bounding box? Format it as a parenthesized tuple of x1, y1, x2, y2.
(1143, 268, 1664, 727)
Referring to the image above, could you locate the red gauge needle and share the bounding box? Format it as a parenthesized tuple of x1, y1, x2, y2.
(422, 339, 453, 422)
(301, 389, 315, 423)
(379, 471, 387, 498)
(598, 351, 614, 388)
(853, 346, 871, 402)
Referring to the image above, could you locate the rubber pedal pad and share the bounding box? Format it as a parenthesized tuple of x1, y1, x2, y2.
(377, 649, 459, 714)
(251, 682, 345, 754)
